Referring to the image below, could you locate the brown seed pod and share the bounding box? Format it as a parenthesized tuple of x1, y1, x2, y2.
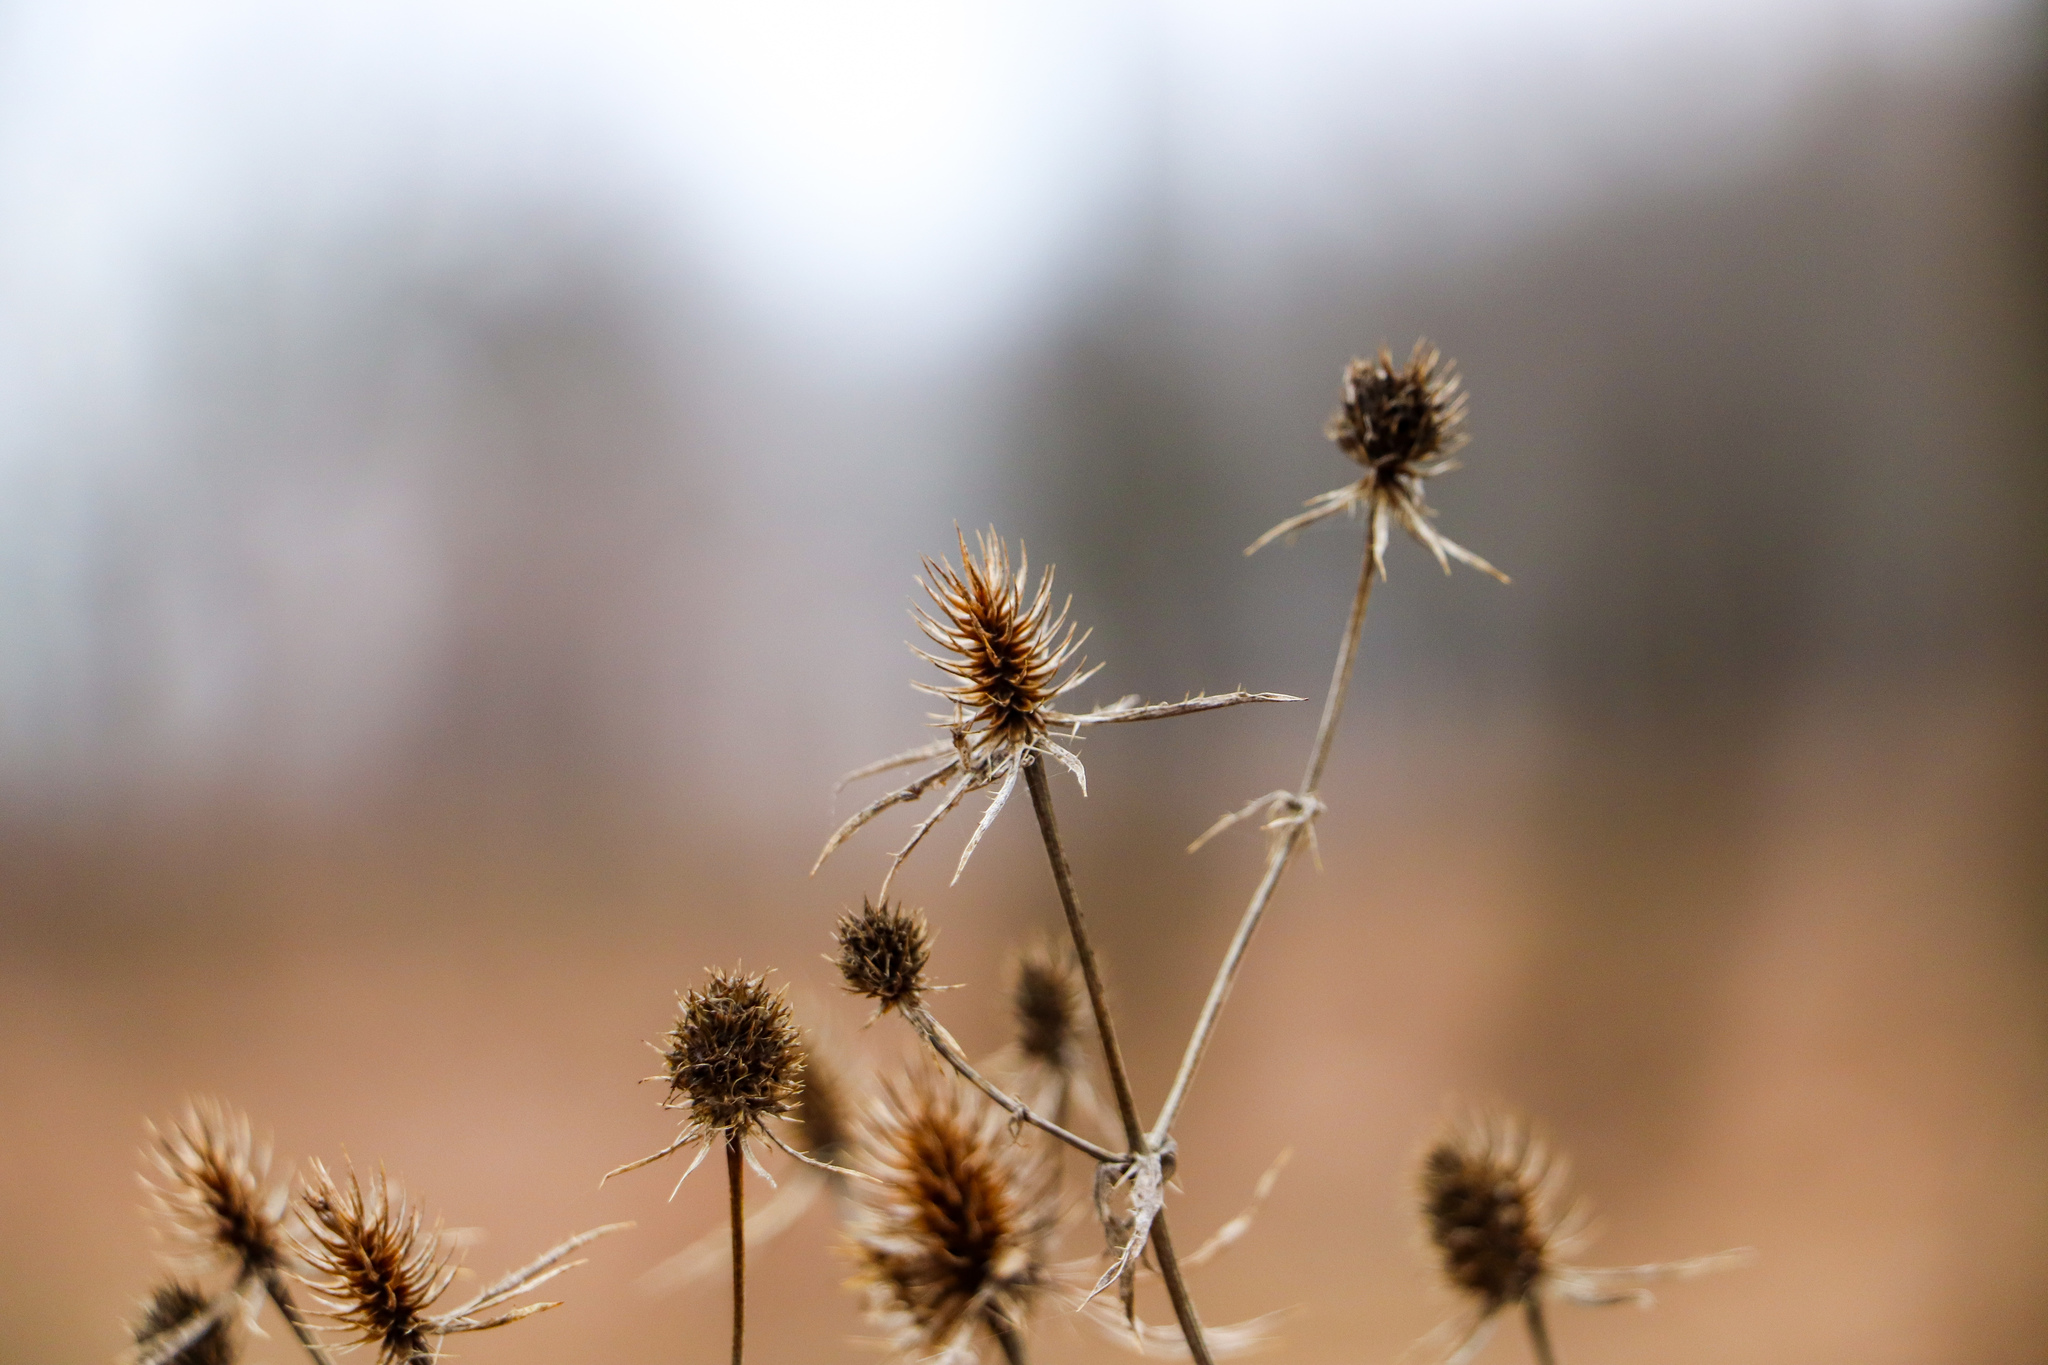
(848, 1070, 1056, 1364)
(132, 1281, 239, 1365)
(661, 968, 805, 1141)
(834, 900, 934, 1014)
(1011, 942, 1082, 1071)
(142, 1101, 288, 1276)
(295, 1161, 454, 1365)
(1420, 1116, 1559, 1312)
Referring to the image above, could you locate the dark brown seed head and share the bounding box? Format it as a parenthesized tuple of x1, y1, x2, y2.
(1011, 943, 1081, 1069)
(662, 967, 805, 1141)
(133, 1281, 238, 1365)
(850, 1072, 1054, 1360)
(912, 528, 1091, 756)
(1326, 341, 1468, 484)
(143, 1101, 288, 1275)
(1420, 1115, 1560, 1311)
(790, 1040, 856, 1167)
(834, 900, 933, 1013)
(295, 1160, 454, 1365)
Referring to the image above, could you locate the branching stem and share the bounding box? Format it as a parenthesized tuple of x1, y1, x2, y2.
(1023, 759, 1214, 1365)
(903, 1004, 1121, 1162)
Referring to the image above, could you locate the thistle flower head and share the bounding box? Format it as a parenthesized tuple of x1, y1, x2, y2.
(849, 1071, 1055, 1363)
(1011, 943, 1082, 1071)
(295, 1161, 455, 1365)
(132, 1282, 238, 1365)
(143, 1101, 288, 1275)
(1420, 1114, 1562, 1312)
(835, 899, 934, 1015)
(661, 967, 805, 1141)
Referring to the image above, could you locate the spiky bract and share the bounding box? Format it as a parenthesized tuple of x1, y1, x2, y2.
(662, 968, 805, 1143)
(143, 1101, 288, 1275)
(133, 1282, 238, 1365)
(850, 1072, 1055, 1363)
(835, 900, 934, 1014)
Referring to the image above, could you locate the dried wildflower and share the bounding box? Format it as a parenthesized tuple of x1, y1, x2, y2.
(143, 1101, 288, 1276)
(296, 1159, 619, 1365)
(1011, 943, 1082, 1073)
(1417, 1113, 1751, 1365)
(849, 1070, 1056, 1365)
(816, 527, 1297, 894)
(790, 1041, 856, 1168)
(133, 1282, 238, 1365)
(835, 899, 935, 1015)
(606, 967, 809, 1188)
(1248, 342, 1506, 581)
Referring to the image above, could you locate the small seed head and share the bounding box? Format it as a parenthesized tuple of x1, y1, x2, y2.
(791, 1041, 856, 1167)
(295, 1160, 454, 1365)
(1327, 341, 1468, 483)
(662, 967, 805, 1141)
(835, 900, 934, 1013)
(133, 1282, 238, 1365)
(143, 1101, 288, 1275)
(1420, 1115, 1561, 1311)
(1011, 943, 1082, 1069)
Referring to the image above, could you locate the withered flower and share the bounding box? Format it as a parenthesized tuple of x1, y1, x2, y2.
(143, 1101, 288, 1277)
(606, 967, 809, 1188)
(849, 1070, 1056, 1365)
(1248, 342, 1507, 581)
(132, 1282, 239, 1365)
(816, 527, 1297, 894)
(835, 899, 935, 1015)
(1417, 1113, 1750, 1365)
(296, 1159, 620, 1365)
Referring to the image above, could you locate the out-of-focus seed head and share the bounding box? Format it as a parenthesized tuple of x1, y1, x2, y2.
(295, 1160, 453, 1365)
(1420, 1114, 1563, 1311)
(849, 1071, 1055, 1362)
(143, 1101, 288, 1275)
(1011, 943, 1082, 1070)
(912, 528, 1093, 758)
(790, 1039, 856, 1168)
(835, 900, 934, 1014)
(663, 968, 805, 1142)
(132, 1282, 238, 1365)
(1327, 342, 1468, 485)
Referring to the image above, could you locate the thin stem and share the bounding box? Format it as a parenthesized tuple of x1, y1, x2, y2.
(904, 1004, 1121, 1162)
(986, 1309, 1029, 1365)
(727, 1133, 745, 1365)
(1150, 531, 1376, 1144)
(262, 1270, 338, 1365)
(1523, 1298, 1557, 1365)
(1023, 759, 1214, 1365)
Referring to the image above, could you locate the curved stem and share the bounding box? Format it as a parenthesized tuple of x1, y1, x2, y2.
(727, 1133, 746, 1365)
(1023, 760, 1214, 1365)
(904, 1004, 1121, 1162)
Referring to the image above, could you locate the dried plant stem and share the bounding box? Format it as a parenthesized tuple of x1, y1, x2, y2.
(727, 1133, 746, 1365)
(1022, 759, 1215, 1365)
(262, 1271, 338, 1365)
(987, 1310, 1029, 1365)
(1524, 1299, 1557, 1365)
(903, 1004, 1121, 1162)
(1151, 536, 1377, 1145)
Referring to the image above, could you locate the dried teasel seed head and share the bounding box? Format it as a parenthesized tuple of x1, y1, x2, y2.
(1327, 341, 1468, 482)
(1011, 942, 1082, 1069)
(849, 1071, 1056, 1363)
(143, 1101, 288, 1275)
(791, 1039, 856, 1166)
(295, 1160, 454, 1365)
(663, 967, 805, 1141)
(132, 1281, 239, 1365)
(834, 899, 934, 1013)
(1420, 1115, 1563, 1311)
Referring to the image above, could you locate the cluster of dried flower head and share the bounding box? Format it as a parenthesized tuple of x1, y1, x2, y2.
(130, 1101, 623, 1365)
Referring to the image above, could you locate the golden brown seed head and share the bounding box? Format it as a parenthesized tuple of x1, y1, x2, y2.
(835, 900, 934, 1013)
(1420, 1116, 1559, 1311)
(662, 967, 805, 1141)
(912, 528, 1089, 755)
(1326, 342, 1468, 485)
(143, 1101, 288, 1275)
(132, 1281, 238, 1365)
(1011, 944, 1081, 1069)
(850, 1072, 1054, 1361)
(295, 1160, 455, 1365)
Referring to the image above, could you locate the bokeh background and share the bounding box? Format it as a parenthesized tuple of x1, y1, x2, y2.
(3, 3, 2044, 1363)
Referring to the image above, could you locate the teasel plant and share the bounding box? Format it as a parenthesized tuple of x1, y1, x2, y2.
(1416, 1112, 1753, 1365)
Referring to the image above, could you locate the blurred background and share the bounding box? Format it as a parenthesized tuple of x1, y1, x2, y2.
(3, 2, 2044, 1362)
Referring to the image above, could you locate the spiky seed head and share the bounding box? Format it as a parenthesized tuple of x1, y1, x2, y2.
(133, 1282, 238, 1365)
(1327, 341, 1468, 484)
(790, 1041, 856, 1167)
(143, 1101, 288, 1275)
(835, 900, 934, 1013)
(850, 1071, 1055, 1362)
(662, 967, 805, 1142)
(1011, 943, 1082, 1069)
(1420, 1114, 1565, 1311)
(912, 528, 1092, 757)
(295, 1160, 454, 1365)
